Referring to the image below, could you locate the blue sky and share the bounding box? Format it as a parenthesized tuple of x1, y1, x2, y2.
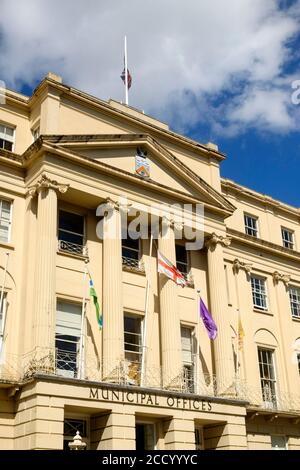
(1, 0, 300, 207)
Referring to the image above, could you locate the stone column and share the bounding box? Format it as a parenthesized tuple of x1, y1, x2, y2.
(232, 259, 253, 384)
(28, 174, 68, 361)
(272, 271, 292, 395)
(158, 218, 182, 389)
(206, 233, 235, 394)
(102, 198, 125, 380)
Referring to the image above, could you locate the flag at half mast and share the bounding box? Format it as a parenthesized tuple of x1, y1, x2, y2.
(120, 68, 132, 89)
(89, 276, 102, 330)
(157, 250, 186, 286)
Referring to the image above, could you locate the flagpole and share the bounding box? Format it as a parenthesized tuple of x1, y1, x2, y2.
(124, 36, 129, 105)
(141, 232, 153, 387)
(0, 252, 9, 356)
(78, 260, 88, 379)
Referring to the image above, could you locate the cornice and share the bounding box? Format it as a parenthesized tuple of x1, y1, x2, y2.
(227, 228, 300, 262)
(221, 178, 300, 219)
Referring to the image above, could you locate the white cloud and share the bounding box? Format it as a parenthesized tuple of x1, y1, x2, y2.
(0, 0, 299, 136)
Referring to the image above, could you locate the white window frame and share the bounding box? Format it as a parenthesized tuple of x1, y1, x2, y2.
(244, 213, 259, 238)
(289, 286, 300, 319)
(181, 325, 196, 392)
(258, 347, 277, 409)
(271, 435, 287, 450)
(0, 123, 15, 151)
(281, 227, 294, 250)
(0, 198, 13, 244)
(31, 126, 40, 142)
(124, 313, 143, 384)
(251, 275, 268, 311)
(0, 293, 7, 354)
(55, 300, 82, 378)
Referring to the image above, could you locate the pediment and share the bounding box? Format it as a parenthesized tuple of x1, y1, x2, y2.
(37, 134, 235, 214)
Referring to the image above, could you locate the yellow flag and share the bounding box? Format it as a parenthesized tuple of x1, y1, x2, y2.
(238, 313, 245, 352)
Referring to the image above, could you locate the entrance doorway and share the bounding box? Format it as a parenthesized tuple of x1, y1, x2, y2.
(136, 423, 156, 450)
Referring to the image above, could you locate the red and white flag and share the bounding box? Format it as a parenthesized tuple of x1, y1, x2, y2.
(157, 251, 186, 287)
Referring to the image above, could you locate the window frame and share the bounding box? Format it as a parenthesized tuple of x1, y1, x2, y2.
(244, 213, 259, 238)
(257, 347, 277, 409)
(271, 435, 287, 450)
(58, 208, 86, 252)
(288, 286, 300, 319)
(281, 227, 294, 250)
(175, 243, 190, 275)
(31, 126, 40, 142)
(251, 275, 268, 311)
(0, 198, 13, 244)
(122, 233, 141, 262)
(181, 325, 195, 393)
(124, 313, 143, 368)
(0, 123, 15, 152)
(63, 415, 90, 450)
(55, 299, 82, 378)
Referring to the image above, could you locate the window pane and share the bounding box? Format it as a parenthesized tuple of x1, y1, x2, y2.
(59, 211, 84, 234)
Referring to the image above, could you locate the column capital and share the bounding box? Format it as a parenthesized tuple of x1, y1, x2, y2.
(232, 258, 253, 274)
(104, 197, 131, 213)
(27, 174, 69, 197)
(272, 271, 291, 287)
(205, 232, 231, 250)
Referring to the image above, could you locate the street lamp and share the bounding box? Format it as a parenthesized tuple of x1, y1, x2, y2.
(68, 431, 87, 450)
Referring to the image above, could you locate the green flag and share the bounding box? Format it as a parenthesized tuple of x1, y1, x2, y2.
(89, 277, 102, 329)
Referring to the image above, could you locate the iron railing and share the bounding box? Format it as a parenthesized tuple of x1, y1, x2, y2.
(122, 256, 145, 273)
(1, 350, 300, 414)
(58, 240, 88, 257)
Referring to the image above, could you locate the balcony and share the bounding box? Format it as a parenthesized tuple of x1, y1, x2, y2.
(58, 239, 88, 258)
(122, 255, 145, 274)
(1, 350, 300, 415)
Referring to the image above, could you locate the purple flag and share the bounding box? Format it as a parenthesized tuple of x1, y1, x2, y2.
(200, 298, 218, 340)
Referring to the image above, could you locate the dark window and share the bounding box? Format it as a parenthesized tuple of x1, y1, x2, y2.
(122, 235, 140, 261)
(64, 419, 87, 450)
(0, 139, 13, 151)
(176, 244, 188, 274)
(58, 210, 84, 246)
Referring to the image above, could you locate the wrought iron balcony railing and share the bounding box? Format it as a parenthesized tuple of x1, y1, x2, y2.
(1, 350, 300, 415)
(58, 240, 88, 257)
(122, 255, 145, 273)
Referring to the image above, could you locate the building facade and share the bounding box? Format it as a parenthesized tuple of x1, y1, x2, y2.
(0, 72, 300, 450)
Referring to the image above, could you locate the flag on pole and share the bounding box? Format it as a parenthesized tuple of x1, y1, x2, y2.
(199, 297, 218, 340)
(89, 277, 102, 329)
(238, 312, 245, 351)
(120, 68, 132, 89)
(157, 250, 186, 286)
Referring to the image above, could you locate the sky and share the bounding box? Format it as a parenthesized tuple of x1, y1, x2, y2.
(0, 0, 300, 206)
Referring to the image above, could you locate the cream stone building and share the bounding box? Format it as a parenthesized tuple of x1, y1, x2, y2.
(0, 72, 300, 450)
